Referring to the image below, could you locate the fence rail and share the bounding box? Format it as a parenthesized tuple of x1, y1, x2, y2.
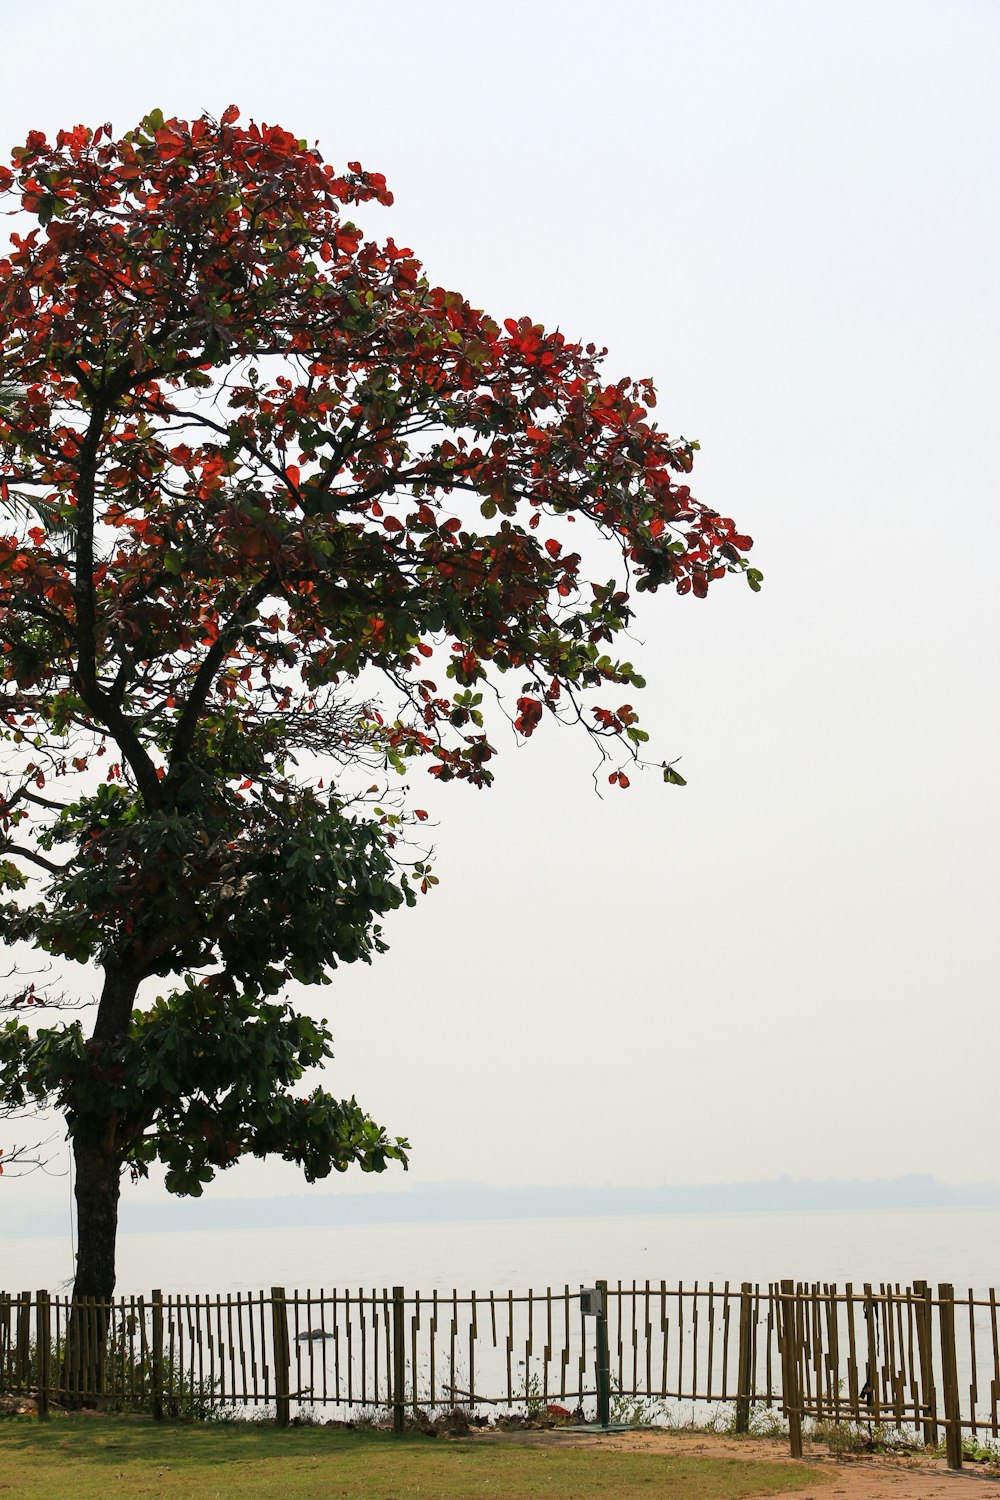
(0, 1277, 993, 1469)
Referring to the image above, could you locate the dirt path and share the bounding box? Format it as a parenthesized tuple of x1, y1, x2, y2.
(474, 1428, 1000, 1500)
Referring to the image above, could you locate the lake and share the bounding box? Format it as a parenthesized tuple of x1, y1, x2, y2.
(6, 1204, 999, 1297)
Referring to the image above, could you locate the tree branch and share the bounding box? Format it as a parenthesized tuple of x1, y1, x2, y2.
(71, 398, 107, 694)
(0, 844, 69, 876)
(68, 387, 164, 807)
(168, 569, 278, 771)
(0, 784, 68, 816)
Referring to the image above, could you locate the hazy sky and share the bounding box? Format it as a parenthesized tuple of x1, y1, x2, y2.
(3, 0, 998, 1217)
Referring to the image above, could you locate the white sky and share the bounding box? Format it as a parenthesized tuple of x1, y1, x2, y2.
(3, 0, 998, 1213)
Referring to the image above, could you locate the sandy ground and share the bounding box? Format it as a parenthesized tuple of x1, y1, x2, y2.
(475, 1428, 1000, 1500)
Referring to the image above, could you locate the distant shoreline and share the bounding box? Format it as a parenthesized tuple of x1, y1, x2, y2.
(8, 1173, 1000, 1240)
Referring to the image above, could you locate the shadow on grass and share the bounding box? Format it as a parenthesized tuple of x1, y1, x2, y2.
(0, 1417, 826, 1500)
(0, 1415, 429, 1467)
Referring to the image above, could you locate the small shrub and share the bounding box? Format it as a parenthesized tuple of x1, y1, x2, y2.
(811, 1419, 921, 1457)
(3, 1327, 220, 1420)
(608, 1376, 667, 1429)
(811, 1419, 872, 1456)
(746, 1406, 788, 1440)
(962, 1436, 1000, 1466)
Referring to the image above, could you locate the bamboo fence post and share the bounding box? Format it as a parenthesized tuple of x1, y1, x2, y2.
(938, 1284, 962, 1469)
(0, 1292, 8, 1395)
(912, 1281, 938, 1446)
(150, 1290, 164, 1421)
(65, 1297, 80, 1402)
(84, 1296, 94, 1400)
(392, 1287, 406, 1434)
(271, 1287, 290, 1428)
(735, 1282, 754, 1434)
(779, 1281, 803, 1459)
(35, 1292, 49, 1420)
(15, 1292, 30, 1390)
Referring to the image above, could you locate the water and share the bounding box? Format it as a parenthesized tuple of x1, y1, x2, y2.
(6, 1204, 999, 1296)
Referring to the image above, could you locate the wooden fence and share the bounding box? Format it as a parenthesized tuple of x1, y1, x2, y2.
(0, 1278, 995, 1468)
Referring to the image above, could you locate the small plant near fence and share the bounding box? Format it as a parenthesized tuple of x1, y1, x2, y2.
(608, 1374, 667, 1429)
(959, 1436, 1000, 1467)
(810, 1419, 920, 1458)
(0, 1326, 218, 1421)
(742, 1405, 788, 1441)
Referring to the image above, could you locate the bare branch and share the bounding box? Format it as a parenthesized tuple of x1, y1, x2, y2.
(0, 1134, 59, 1177)
(0, 973, 90, 1012)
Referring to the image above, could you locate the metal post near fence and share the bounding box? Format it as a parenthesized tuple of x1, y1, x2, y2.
(595, 1280, 611, 1429)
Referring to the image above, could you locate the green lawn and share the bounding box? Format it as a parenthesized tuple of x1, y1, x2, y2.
(0, 1417, 825, 1500)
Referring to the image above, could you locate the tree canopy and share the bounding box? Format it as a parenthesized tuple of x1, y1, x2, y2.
(0, 109, 756, 1294)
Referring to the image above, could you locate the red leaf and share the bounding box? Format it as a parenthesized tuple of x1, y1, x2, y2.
(154, 127, 187, 160)
(515, 697, 543, 736)
(335, 226, 363, 254)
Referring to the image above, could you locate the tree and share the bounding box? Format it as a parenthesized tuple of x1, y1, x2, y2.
(0, 109, 757, 1303)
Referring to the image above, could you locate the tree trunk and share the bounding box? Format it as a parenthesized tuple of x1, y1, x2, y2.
(72, 1132, 123, 1302)
(63, 1134, 121, 1404)
(64, 963, 140, 1411)
(69, 961, 141, 1306)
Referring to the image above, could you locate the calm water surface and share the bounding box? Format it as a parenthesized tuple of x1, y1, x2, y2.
(7, 1206, 1000, 1295)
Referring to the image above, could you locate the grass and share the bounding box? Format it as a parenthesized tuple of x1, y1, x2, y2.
(0, 1415, 827, 1500)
